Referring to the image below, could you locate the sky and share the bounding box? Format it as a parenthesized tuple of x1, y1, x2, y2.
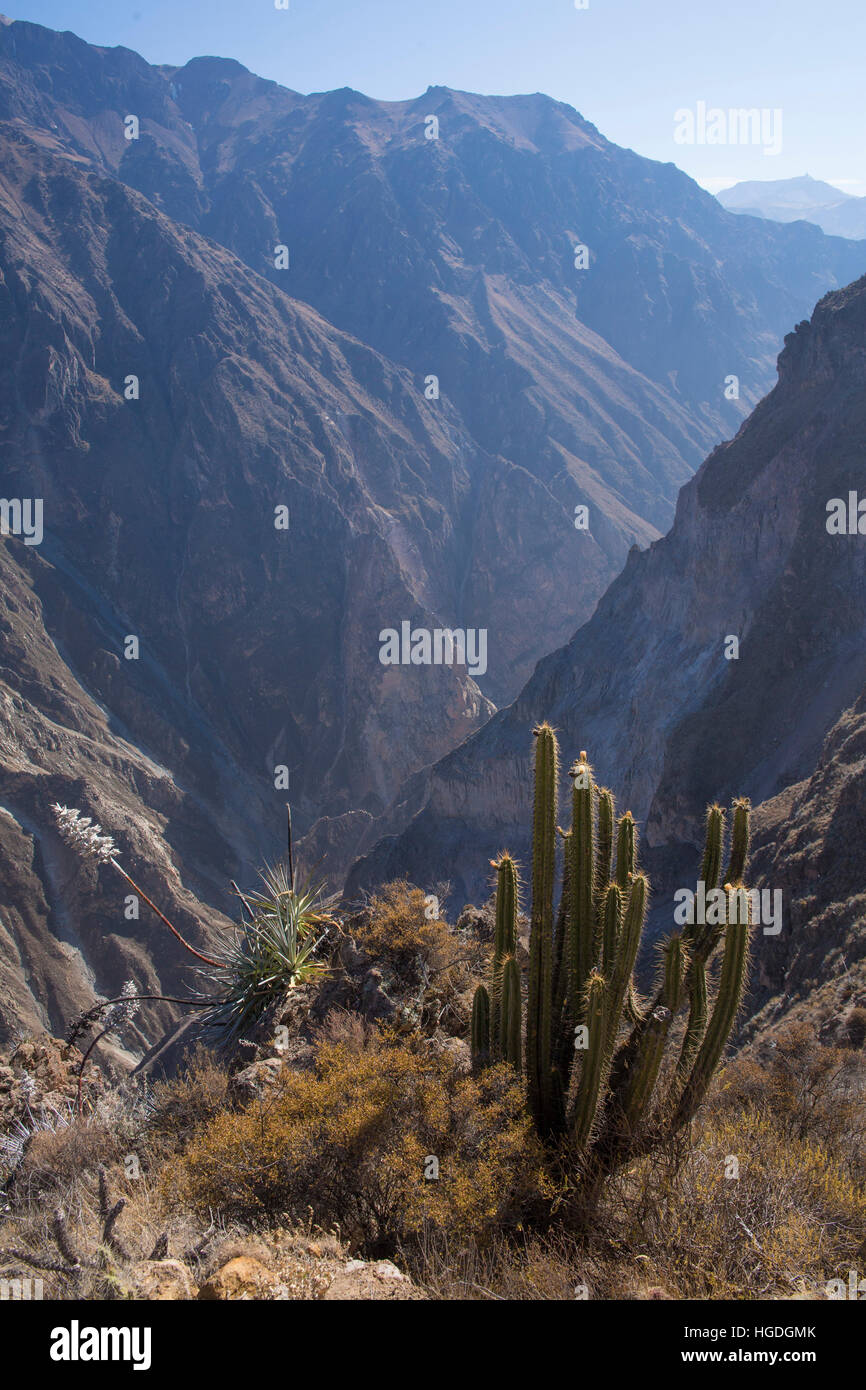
(7, 0, 866, 196)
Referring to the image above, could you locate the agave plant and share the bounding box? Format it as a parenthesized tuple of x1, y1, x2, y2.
(198, 863, 334, 1041)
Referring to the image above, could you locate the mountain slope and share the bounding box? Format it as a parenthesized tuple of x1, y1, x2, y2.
(2, 17, 866, 1034)
(3, 18, 866, 709)
(0, 129, 501, 1035)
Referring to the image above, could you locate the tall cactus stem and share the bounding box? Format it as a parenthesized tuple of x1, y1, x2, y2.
(723, 798, 751, 887)
(698, 806, 724, 897)
(595, 789, 615, 891)
(568, 754, 596, 1022)
(490, 854, 518, 1053)
(674, 906, 750, 1128)
(603, 873, 647, 1063)
(527, 724, 558, 1131)
(615, 812, 636, 890)
(601, 882, 623, 978)
(661, 933, 687, 1013)
(675, 959, 707, 1080)
(501, 956, 522, 1072)
(471, 984, 490, 1071)
(619, 1003, 673, 1132)
(571, 970, 608, 1148)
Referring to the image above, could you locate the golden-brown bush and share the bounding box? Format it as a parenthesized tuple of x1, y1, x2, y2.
(145, 1045, 230, 1161)
(14, 1122, 120, 1195)
(352, 882, 470, 983)
(595, 1057, 866, 1300)
(163, 1033, 547, 1252)
(714, 1021, 865, 1172)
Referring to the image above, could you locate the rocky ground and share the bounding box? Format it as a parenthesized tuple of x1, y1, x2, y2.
(0, 1031, 426, 1300)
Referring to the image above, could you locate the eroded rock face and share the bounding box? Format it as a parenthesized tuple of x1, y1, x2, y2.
(197, 1256, 288, 1301)
(0, 126, 493, 1036)
(321, 1258, 423, 1301)
(352, 277, 866, 915)
(196, 1249, 424, 1301)
(743, 687, 866, 1040)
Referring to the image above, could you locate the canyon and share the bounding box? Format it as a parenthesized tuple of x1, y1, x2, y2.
(1, 16, 865, 1042)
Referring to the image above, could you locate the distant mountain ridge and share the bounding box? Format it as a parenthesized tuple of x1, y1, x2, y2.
(719, 174, 866, 241)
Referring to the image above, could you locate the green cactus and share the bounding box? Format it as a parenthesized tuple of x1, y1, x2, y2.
(470, 722, 753, 1180)
(600, 882, 622, 979)
(490, 854, 518, 1055)
(568, 753, 596, 1022)
(676, 958, 707, 1079)
(603, 876, 644, 1064)
(527, 723, 558, 1132)
(595, 789, 615, 905)
(571, 969, 608, 1148)
(470, 984, 490, 1071)
(615, 811, 636, 888)
(673, 896, 750, 1126)
(501, 956, 522, 1071)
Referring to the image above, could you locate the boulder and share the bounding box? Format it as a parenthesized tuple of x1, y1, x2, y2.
(198, 1256, 289, 1301)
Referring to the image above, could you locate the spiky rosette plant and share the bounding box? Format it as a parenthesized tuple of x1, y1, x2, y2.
(470, 724, 752, 1185)
(198, 863, 334, 1042)
(52, 802, 333, 1055)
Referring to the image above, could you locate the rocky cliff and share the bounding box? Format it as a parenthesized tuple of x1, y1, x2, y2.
(743, 688, 866, 1043)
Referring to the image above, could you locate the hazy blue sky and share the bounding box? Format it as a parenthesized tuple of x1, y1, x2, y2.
(8, 0, 866, 195)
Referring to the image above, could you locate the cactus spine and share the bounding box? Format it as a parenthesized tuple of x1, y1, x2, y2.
(471, 723, 752, 1176)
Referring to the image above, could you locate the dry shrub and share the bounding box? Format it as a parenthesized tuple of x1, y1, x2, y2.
(314, 1008, 378, 1053)
(0, 1137, 211, 1300)
(408, 1028, 866, 1302)
(844, 1006, 866, 1049)
(353, 881, 469, 983)
(598, 1086, 866, 1299)
(716, 1021, 865, 1172)
(163, 1033, 547, 1253)
(13, 1121, 121, 1196)
(144, 1045, 229, 1160)
(409, 1226, 584, 1300)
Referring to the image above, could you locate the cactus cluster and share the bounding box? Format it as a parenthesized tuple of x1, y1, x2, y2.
(470, 723, 752, 1173)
